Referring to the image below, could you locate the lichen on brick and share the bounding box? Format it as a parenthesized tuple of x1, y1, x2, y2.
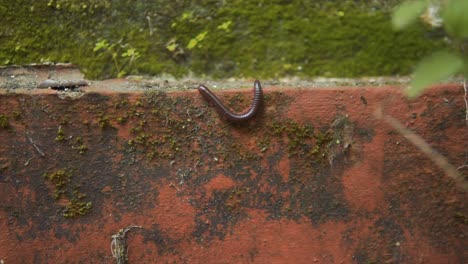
(0, 114, 10, 129)
(43, 169, 93, 218)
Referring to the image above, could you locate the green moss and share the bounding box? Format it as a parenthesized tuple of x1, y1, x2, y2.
(59, 116, 71, 125)
(116, 115, 128, 124)
(169, 1, 446, 78)
(97, 115, 112, 129)
(63, 198, 93, 218)
(226, 188, 249, 212)
(43, 168, 93, 218)
(266, 120, 316, 156)
(0, 1, 447, 79)
(310, 131, 333, 158)
(169, 138, 179, 151)
(114, 91, 203, 163)
(73, 136, 88, 154)
(454, 212, 468, 225)
(55, 126, 65, 141)
(43, 169, 71, 200)
(257, 136, 270, 153)
(0, 114, 9, 129)
(130, 125, 143, 134)
(268, 121, 287, 136)
(114, 99, 130, 109)
(12, 111, 21, 120)
(135, 133, 150, 145)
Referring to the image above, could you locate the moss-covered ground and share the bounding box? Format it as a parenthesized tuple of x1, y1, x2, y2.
(0, 0, 446, 79)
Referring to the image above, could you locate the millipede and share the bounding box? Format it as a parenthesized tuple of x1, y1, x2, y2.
(197, 80, 263, 122)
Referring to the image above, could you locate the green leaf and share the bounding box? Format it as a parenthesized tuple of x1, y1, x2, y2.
(392, 0, 427, 30)
(122, 48, 139, 58)
(186, 39, 198, 50)
(166, 42, 177, 52)
(443, 0, 468, 38)
(186, 31, 208, 50)
(117, 70, 127, 78)
(217, 21, 232, 31)
(93, 40, 109, 52)
(195, 31, 208, 42)
(408, 51, 463, 98)
(181, 11, 192, 21)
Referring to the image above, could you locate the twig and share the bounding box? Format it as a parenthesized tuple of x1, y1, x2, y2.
(463, 79, 468, 126)
(169, 182, 180, 192)
(457, 151, 468, 171)
(27, 135, 45, 157)
(111, 225, 142, 264)
(42, 104, 50, 114)
(24, 157, 34, 166)
(375, 107, 467, 191)
(146, 16, 154, 36)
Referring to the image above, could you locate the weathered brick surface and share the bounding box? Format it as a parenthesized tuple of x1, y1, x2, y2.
(0, 83, 466, 263)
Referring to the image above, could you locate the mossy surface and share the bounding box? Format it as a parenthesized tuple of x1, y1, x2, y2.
(0, 114, 9, 129)
(0, 87, 466, 262)
(43, 168, 93, 218)
(0, 0, 446, 79)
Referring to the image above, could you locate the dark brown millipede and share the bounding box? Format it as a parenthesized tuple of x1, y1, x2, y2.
(197, 80, 263, 122)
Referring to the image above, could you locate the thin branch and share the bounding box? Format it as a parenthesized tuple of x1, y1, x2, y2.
(146, 16, 154, 36)
(463, 79, 468, 126)
(375, 107, 467, 191)
(27, 135, 45, 157)
(41, 104, 50, 114)
(458, 151, 468, 171)
(24, 157, 34, 166)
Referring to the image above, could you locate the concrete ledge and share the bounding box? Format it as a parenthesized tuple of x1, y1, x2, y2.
(0, 83, 467, 263)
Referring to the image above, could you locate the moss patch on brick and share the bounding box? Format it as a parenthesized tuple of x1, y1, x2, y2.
(0, 114, 10, 129)
(43, 168, 93, 218)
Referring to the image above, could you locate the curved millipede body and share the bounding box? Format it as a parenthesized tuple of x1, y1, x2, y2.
(198, 80, 263, 122)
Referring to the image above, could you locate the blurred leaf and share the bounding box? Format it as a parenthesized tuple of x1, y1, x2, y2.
(217, 20, 232, 32)
(408, 50, 463, 98)
(181, 11, 192, 21)
(195, 31, 208, 42)
(117, 70, 126, 78)
(186, 39, 198, 50)
(392, 0, 427, 30)
(166, 42, 177, 52)
(443, 0, 468, 38)
(186, 31, 208, 50)
(122, 48, 139, 58)
(93, 39, 109, 52)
